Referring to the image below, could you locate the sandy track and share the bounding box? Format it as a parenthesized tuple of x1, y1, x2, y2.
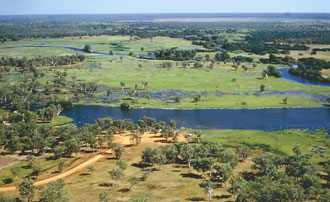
(0, 131, 186, 193)
(0, 151, 110, 192)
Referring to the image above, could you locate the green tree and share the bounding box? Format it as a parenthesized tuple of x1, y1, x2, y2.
(128, 176, 140, 191)
(10, 166, 20, 179)
(236, 145, 251, 161)
(253, 155, 280, 177)
(203, 180, 215, 202)
(98, 192, 110, 202)
(154, 152, 167, 170)
(39, 179, 70, 202)
(301, 174, 322, 200)
(120, 81, 125, 90)
(116, 160, 127, 171)
(260, 84, 265, 92)
(114, 146, 125, 159)
(17, 178, 35, 202)
(181, 144, 195, 168)
(83, 44, 92, 53)
(219, 151, 238, 167)
(58, 160, 65, 173)
(0, 195, 16, 202)
(214, 163, 233, 184)
(86, 165, 95, 175)
(192, 157, 214, 175)
(109, 168, 124, 185)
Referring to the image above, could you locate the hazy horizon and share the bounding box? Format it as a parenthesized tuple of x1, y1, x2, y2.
(0, 0, 329, 15)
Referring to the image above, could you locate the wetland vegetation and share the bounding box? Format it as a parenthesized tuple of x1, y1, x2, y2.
(0, 13, 329, 202)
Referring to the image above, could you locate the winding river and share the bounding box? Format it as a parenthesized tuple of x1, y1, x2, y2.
(278, 68, 330, 87)
(61, 105, 330, 131)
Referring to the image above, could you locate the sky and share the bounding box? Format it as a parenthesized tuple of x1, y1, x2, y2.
(0, 0, 329, 15)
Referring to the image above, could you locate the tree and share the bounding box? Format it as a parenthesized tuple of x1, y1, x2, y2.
(253, 155, 280, 177)
(260, 84, 265, 92)
(181, 144, 195, 168)
(293, 145, 302, 156)
(192, 158, 214, 175)
(10, 166, 20, 179)
(99, 192, 110, 202)
(128, 176, 140, 191)
(262, 66, 282, 78)
(109, 168, 124, 185)
(215, 51, 231, 62)
(219, 151, 238, 167)
(141, 147, 157, 165)
(39, 179, 70, 202)
(0, 195, 16, 202)
(236, 145, 251, 161)
(17, 178, 35, 202)
(116, 160, 127, 171)
(58, 160, 65, 173)
(214, 163, 233, 184)
(175, 96, 181, 103)
(160, 145, 178, 163)
(285, 154, 315, 180)
(120, 81, 125, 90)
(141, 81, 148, 90)
(193, 95, 201, 103)
(154, 152, 167, 170)
(203, 180, 215, 202)
(282, 97, 288, 104)
(29, 158, 41, 177)
(141, 170, 151, 181)
(86, 165, 95, 175)
(83, 44, 92, 53)
(301, 174, 322, 200)
(120, 102, 130, 110)
(114, 146, 124, 159)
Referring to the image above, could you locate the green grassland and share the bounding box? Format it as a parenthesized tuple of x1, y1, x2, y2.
(1, 36, 329, 109)
(0, 36, 198, 56)
(200, 129, 330, 164)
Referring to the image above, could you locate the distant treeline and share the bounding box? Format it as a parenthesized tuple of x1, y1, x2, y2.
(0, 54, 86, 70)
(260, 54, 296, 66)
(154, 49, 196, 61)
(223, 41, 309, 55)
(312, 48, 330, 54)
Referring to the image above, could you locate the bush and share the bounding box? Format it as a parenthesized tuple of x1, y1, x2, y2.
(120, 102, 130, 110)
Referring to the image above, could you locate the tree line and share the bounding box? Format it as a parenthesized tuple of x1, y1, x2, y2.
(0, 54, 86, 72)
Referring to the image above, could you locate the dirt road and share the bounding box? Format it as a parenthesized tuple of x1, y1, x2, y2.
(0, 131, 185, 193)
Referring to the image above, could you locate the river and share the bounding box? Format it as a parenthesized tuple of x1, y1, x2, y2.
(61, 105, 330, 131)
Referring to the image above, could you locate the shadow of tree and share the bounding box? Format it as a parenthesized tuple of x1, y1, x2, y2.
(98, 182, 114, 187)
(186, 197, 206, 201)
(180, 172, 202, 179)
(118, 188, 130, 193)
(131, 162, 152, 169)
(2, 178, 13, 184)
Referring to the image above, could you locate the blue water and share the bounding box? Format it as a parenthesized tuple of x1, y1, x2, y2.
(278, 68, 330, 87)
(0, 45, 155, 58)
(61, 105, 330, 131)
